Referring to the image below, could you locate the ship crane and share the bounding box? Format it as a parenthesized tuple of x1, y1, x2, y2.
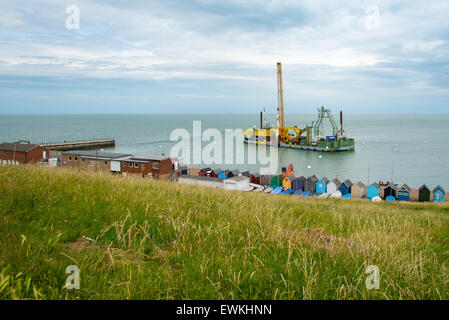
(276, 62, 309, 145)
(313, 106, 339, 139)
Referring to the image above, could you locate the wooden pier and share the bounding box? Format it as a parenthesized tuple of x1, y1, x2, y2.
(40, 138, 115, 151)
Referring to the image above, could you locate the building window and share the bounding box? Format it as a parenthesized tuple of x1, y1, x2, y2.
(123, 162, 126, 167)
(134, 163, 139, 168)
(68, 156, 72, 161)
(129, 162, 133, 167)
(104, 160, 108, 166)
(74, 156, 78, 161)
(82, 158, 86, 163)
(153, 162, 159, 170)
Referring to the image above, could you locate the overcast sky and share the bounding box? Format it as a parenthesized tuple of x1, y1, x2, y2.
(1, 0, 449, 114)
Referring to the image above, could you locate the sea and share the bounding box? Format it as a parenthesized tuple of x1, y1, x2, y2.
(0, 113, 448, 190)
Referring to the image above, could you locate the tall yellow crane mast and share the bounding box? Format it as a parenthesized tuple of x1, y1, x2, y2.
(277, 62, 285, 129)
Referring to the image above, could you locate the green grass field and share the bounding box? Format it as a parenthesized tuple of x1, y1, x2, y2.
(1, 165, 449, 299)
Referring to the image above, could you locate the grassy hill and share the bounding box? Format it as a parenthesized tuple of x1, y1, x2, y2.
(1, 165, 449, 300)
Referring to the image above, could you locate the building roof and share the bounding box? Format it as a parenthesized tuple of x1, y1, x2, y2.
(333, 178, 341, 185)
(419, 184, 430, 191)
(355, 181, 365, 188)
(180, 175, 223, 182)
(343, 179, 353, 187)
(130, 154, 171, 161)
(251, 172, 260, 177)
(231, 170, 240, 175)
(225, 176, 249, 183)
(287, 175, 296, 181)
(0, 143, 41, 152)
(369, 182, 380, 188)
(385, 183, 397, 190)
(307, 175, 318, 182)
(63, 150, 131, 159)
(320, 177, 330, 184)
(399, 184, 410, 191)
(433, 185, 445, 193)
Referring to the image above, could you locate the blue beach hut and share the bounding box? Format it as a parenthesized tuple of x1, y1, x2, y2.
(433, 186, 445, 203)
(292, 176, 305, 192)
(367, 183, 380, 200)
(397, 184, 410, 202)
(316, 177, 329, 194)
(217, 170, 228, 179)
(338, 179, 352, 195)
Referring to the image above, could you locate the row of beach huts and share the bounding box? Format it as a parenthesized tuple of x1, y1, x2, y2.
(178, 167, 447, 203)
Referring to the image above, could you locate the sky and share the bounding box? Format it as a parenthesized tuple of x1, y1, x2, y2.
(0, 0, 449, 114)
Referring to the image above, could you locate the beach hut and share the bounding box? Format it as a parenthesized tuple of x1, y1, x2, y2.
(217, 170, 228, 179)
(292, 176, 305, 191)
(384, 183, 397, 199)
(209, 169, 219, 178)
(241, 171, 250, 177)
(282, 176, 291, 190)
(271, 175, 282, 187)
(327, 179, 339, 195)
(397, 184, 410, 202)
(351, 181, 365, 199)
(316, 177, 329, 194)
(366, 183, 380, 200)
(433, 186, 445, 203)
(260, 174, 272, 186)
(338, 179, 352, 195)
(188, 167, 201, 176)
(250, 172, 260, 185)
(305, 175, 319, 193)
(227, 169, 240, 178)
(419, 185, 430, 202)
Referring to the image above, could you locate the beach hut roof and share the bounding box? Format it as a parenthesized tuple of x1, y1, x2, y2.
(333, 178, 341, 185)
(307, 175, 319, 182)
(419, 184, 430, 191)
(370, 182, 380, 188)
(287, 175, 296, 181)
(231, 169, 240, 176)
(433, 185, 445, 193)
(343, 179, 353, 187)
(385, 183, 397, 190)
(356, 181, 365, 188)
(320, 177, 330, 184)
(251, 172, 260, 178)
(241, 171, 250, 177)
(399, 184, 410, 191)
(298, 176, 306, 181)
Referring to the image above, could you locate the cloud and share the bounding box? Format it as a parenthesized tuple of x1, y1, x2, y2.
(1, 0, 449, 113)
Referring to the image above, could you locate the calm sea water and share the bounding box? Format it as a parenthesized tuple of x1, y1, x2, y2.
(0, 114, 448, 190)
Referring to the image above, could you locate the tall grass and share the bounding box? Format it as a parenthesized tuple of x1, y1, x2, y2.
(1, 165, 448, 299)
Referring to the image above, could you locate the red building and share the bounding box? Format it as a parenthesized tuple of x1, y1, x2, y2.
(0, 143, 49, 165)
